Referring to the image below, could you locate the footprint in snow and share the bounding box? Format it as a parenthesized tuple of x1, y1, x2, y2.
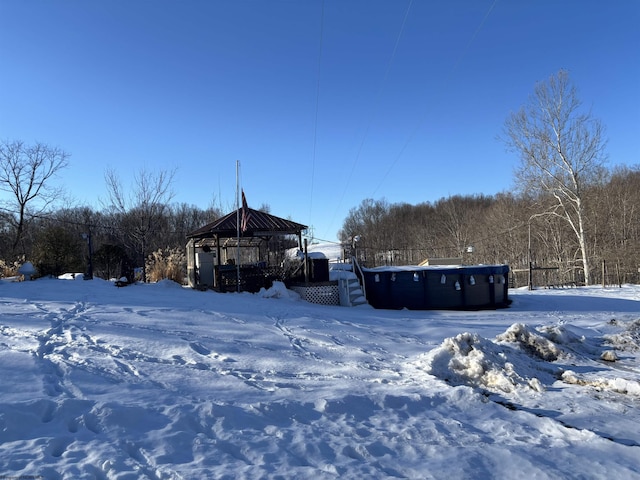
(189, 342, 211, 356)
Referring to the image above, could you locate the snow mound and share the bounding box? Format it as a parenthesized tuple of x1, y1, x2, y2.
(562, 370, 640, 396)
(604, 318, 640, 352)
(414, 320, 640, 400)
(536, 323, 587, 346)
(412, 328, 556, 394)
(58, 273, 85, 280)
(285, 248, 327, 260)
(495, 323, 563, 361)
(329, 268, 358, 282)
(153, 279, 184, 288)
(258, 281, 301, 300)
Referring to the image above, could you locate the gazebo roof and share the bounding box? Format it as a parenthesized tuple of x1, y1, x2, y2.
(187, 207, 308, 240)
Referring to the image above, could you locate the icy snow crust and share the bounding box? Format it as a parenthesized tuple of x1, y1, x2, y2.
(0, 277, 639, 479)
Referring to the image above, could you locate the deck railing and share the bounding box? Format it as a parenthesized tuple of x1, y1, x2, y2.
(351, 256, 367, 301)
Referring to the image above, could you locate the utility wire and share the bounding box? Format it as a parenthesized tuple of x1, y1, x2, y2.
(324, 0, 414, 239)
(309, 0, 325, 237)
(371, 0, 499, 197)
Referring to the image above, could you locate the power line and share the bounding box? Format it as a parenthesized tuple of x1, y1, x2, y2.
(371, 0, 499, 197)
(309, 0, 325, 231)
(324, 0, 414, 239)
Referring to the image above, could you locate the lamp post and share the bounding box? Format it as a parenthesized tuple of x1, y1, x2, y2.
(465, 245, 474, 265)
(352, 235, 361, 264)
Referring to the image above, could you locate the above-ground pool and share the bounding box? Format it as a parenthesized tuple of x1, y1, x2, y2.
(361, 264, 510, 310)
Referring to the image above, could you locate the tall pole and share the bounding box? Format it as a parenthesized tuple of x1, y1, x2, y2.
(236, 160, 241, 292)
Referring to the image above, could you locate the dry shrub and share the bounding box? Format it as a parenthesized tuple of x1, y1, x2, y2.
(146, 247, 186, 284)
(0, 259, 20, 278)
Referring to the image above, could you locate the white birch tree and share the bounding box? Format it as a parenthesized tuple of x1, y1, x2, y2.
(503, 70, 608, 285)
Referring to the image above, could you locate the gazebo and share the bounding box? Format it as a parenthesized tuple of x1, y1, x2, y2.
(186, 207, 308, 292)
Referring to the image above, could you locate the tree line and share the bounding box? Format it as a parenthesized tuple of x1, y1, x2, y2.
(0, 141, 219, 280)
(338, 164, 640, 287)
(1, 70, 637, 286)
(2, 165, 637, 287)
(0, 196, 222, 282)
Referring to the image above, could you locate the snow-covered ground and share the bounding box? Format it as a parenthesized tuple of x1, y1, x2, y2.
(1, 272, 639, 479)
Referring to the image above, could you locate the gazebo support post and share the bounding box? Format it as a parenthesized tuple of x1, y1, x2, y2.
(215, 235, 222, 290)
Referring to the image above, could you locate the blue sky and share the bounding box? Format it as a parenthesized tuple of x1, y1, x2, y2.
(1, 1, 638, 242)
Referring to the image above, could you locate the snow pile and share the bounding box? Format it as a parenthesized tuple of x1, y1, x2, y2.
(561, 370, 640, 396)
(496, 323, 563, 361)
(415, 317, 640, 402)
(17, 261, 37, 280)
(258, 280, 301, 299)
(604, 318, 640, 352)
(329, 267, 358, 282)
(58, 272, 85, 281)
(153, 278, 185, 289)
(412, 327, 556, 393)
(286, 242, 343, 263)
(555, 316, 640, 397)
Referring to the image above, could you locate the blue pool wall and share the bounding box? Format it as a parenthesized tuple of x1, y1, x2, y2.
(361, 264, 510, 310)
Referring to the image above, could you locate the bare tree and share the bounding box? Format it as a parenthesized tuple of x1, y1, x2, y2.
(104, 167, 176, 282)
(502, 70, 608, 285)
(433, 195, 492, 260)
(589, 166, 640, 283)
(0, 140, 70, 254)
(339, 198, 390, 265)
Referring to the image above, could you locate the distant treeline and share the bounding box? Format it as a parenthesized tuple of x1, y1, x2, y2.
(0, 202, 222, 281)
(338, 165, 640, 287)
(1, 167, 638, 287)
